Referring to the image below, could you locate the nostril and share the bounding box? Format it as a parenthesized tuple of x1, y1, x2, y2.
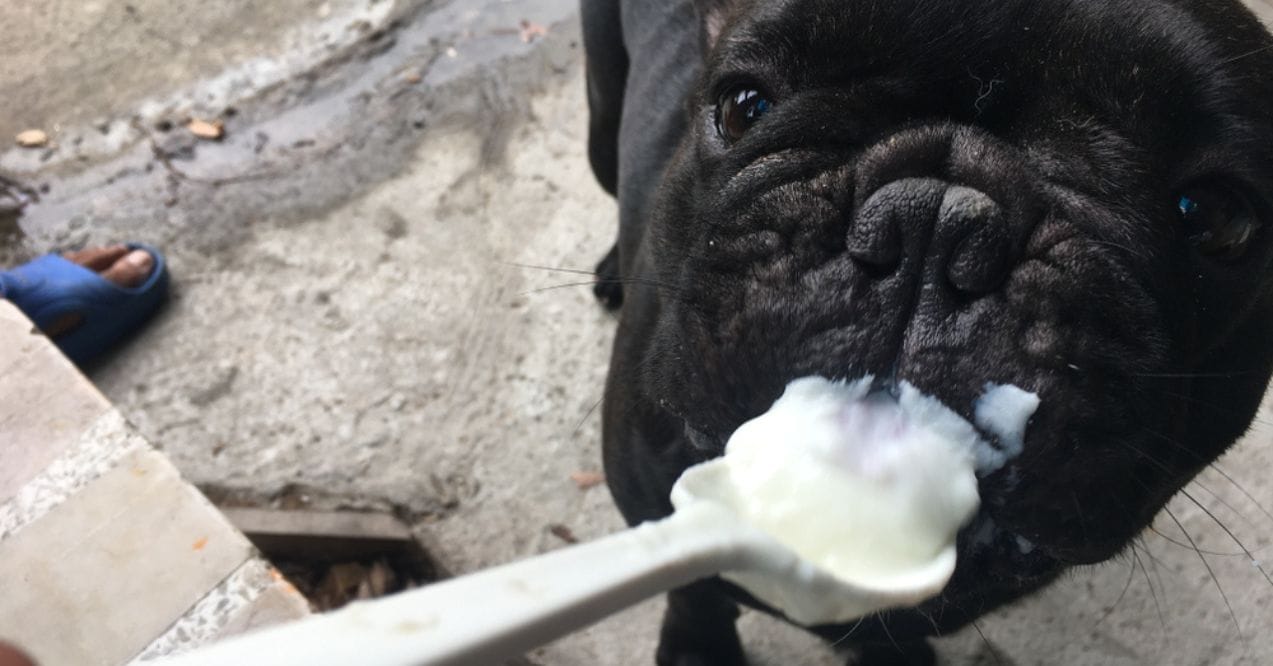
(939, 187, 1011, 295)
(940, 186, 998, 222)
(847, 230, 901, 275)
(847, 199, 903, 276)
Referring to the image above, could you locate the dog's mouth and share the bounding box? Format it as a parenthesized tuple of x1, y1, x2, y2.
(678, 405, 1067, 622)
(664, 352, 1174, 580)
(674, 382, 1084, 570)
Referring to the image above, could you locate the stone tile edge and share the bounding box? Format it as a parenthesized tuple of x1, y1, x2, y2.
(0, 409, 148, 540)
(129, 558, 281, 663)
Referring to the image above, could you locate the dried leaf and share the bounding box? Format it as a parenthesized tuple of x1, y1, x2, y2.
(368, 559, 395, 597)
(518, 20, 548, 43)
(187, 118, 225, 140)
(317, 562, 367, 608)
(15, 129, 48, 148)
(570, 470, 605, 490)
(549, 524, 578, 544)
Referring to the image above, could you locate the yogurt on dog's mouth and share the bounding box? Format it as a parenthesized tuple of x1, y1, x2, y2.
(671, 377, 1037, 623)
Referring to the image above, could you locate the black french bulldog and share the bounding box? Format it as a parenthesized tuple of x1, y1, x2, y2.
(581, 0, 1273, 663)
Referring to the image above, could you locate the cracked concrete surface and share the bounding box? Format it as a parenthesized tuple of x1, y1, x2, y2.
(2, 0, 1273, 664)
(0, 0, 400, 148)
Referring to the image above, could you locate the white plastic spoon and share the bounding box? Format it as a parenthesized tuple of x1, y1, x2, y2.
(159, 377, 1019, 666)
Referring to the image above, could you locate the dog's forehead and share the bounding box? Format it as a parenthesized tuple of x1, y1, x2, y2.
(711, 0, 1273, 150)
(719, 0, 1209, 81)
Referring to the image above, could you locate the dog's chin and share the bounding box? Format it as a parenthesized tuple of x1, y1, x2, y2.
(954, 510, 1062, 584)
(683, 423, 724, 455)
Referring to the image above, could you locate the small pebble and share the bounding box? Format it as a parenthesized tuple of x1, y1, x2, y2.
(187, 118, 225, 140)
(15, 129, 48, 148)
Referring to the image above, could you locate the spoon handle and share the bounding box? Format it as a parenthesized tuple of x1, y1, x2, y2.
(158, 505, 744, 666)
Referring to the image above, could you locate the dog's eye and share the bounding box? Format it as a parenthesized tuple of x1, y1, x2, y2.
(1176, 183, 1261, 260)
(716, 87, 772, 143)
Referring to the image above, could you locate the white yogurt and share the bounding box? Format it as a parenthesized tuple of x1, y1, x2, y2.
(671, 376, 1036, 623)
(973, 383, 1041, 473)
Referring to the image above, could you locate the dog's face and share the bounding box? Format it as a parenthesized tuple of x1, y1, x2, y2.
(625, 0, 1273, 626)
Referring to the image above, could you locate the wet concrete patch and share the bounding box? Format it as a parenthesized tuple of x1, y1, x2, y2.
(0, 0, 404, 148)
(1, 0, 578, 265)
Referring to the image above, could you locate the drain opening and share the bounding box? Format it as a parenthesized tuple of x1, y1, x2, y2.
(221, 507, 442, 612)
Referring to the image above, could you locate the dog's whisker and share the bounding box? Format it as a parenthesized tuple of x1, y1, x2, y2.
(1163, 507, 1245, 642)
(1109, 494, 1179, 628)
(1181, 490, 1273, 589)
(504, 260, 685, 300)
(1087, 238, 1152, 264)
(501, 260, 600, 277)
(573, 395, 605, 436)
(876, 615, 903, 656)
(1138, 534, 1171, 593)
(969, 619, 1004, 666)
(521, 278, 679, 298)
(1129, 539, 1168, 633)
(1189, 479, 1253, 528)
(917, 609, 942, 636)
(1209, 463, 1273, 525)
(522, 280, 600, 295)
(1131, 427, 1204, 471)
(827, 616, 866, 648)
(1147, 525, 1244, 557)
(1093, 548, 1140, 628)
(1139, 427, 1273, 527)
(1221, 42, 1273, 65)
(1127, 477, 1241, 554)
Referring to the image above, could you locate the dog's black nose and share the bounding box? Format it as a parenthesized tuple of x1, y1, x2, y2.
(848, 178, 1011, 295)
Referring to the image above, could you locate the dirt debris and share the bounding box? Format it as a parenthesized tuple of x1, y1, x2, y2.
(15, 129, 48, 147)
(518, 19, 548, 43)
(187, 118, 225, 140)
(548, 524, 578, 544)
(276, 555, 432, 612)
(569, 470, 605, 490)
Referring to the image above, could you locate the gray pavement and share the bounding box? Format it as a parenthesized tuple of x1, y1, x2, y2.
(0, 0, 399, 147)
(2, 1, 1272, 664)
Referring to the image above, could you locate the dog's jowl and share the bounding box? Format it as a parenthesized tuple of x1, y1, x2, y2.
(582, 0, 1273, 663)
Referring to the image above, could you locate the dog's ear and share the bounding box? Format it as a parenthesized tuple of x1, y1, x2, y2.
(694, 0, 741, 51)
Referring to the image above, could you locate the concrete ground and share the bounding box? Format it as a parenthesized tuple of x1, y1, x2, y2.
(2, 0, 1272, 664)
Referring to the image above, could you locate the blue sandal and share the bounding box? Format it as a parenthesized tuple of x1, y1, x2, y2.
(0, 243, 169, 364)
